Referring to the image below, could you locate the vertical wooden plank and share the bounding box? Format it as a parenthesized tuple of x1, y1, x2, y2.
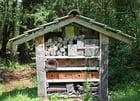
(64, 25, 75, 38)
(99, 34, 109, 101)
(35, 35, 46, 99)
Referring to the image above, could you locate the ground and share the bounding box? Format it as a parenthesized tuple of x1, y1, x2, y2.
(0, 65, 140, 101)
(0, 67, 36, 92)
(0, 67, 83, 101)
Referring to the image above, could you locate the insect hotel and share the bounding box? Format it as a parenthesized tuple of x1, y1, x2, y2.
(9, 10, 135, 101)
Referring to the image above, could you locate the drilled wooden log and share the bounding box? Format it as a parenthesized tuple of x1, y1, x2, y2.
(85, 47, 94, 56)
(77, 85, 98, 92)
(60, 47, 65, 52)
(68, 45, 77, 56)
(56, 50, 62, 56)
(62, 51, 67, 56)
(77, 40, 84, 48)
(77, 50, 84, 56)
(57, 37, 63, 43)
(66, 84, 75, 94)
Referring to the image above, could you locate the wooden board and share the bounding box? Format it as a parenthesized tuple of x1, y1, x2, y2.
(46, 72, 59, 79)
(68, 45, 77, 56)
(47, 72, 99, 79)
(64, 25, 75, 38)
(99, 34, 109, 101)
(35, 35, 46, 98)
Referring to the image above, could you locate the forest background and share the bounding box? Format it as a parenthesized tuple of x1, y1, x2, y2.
(0, 0, 140, 101)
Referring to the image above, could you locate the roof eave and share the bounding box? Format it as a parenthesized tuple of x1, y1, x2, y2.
(9, 15, 136, 45)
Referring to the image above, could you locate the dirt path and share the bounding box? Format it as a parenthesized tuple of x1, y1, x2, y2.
(0, 67, 36, 92)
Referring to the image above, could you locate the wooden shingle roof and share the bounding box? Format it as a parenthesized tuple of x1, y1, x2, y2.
(9, 12, 135, 46)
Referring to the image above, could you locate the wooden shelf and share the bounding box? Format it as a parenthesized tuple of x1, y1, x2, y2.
(48, 94, 82, 98)
(46, 56, 100, 59)
(46, 67, 99, 71)
(47, 87, 67, 92)
(77, 46, 99, 49)
(48, 93, 98, 97)
(46, 79, 99, 83)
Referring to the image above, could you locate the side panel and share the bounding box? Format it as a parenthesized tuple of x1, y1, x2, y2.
(99, 34, 109, 101)
(35, 35, 46, 98)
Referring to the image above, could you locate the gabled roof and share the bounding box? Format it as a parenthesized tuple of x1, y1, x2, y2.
(9, 13, 135, 46)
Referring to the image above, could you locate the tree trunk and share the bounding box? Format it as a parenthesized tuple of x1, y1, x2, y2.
(10, 0, 22, 60)
(0, 0, 12, 59)
(0, 24, 12, 58)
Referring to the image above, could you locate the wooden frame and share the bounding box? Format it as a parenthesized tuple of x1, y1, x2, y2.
(99, 34, 109, 101)
(9, 15, 135, 45)
(9, 11, 135, 101)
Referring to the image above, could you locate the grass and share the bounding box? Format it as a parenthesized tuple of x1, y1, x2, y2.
(0, 82, 139, 101)
(110, 87, 140, 101)
(0, 87, 38, 101)
(49, 93, 74, 101)
(0, 61, 31, 70)
(30, 77, 38, 87)
(14, 82, 26, 90)
(109, 67, 140, 101)
(0, 83, 6, 95)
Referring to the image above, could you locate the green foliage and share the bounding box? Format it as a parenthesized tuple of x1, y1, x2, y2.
(14, 82, 25, 90)
(109, 41, 131, 67)
(82, 81, 94, 101)
(49, 93, 74, 101)
(49, 93, 61, 101)
(0, 83, 6, 95)
(25, 42, 35, 51)
(7, 61, 16, 70)
(0, 87, 38, 101)
(30, 77, 38, 87)
(0, 61, 31, 70)
(5, 94, 38, 101)
(110, 85, 140, 101)
(6, 61, 31, 70)
(109, 64, 140, 100)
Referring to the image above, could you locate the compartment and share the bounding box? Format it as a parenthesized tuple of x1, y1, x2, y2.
(86, 72, 99, 79)
(59, 72, 72, 79)
(72, 72, 85, 79)
(46, 72, 59, 79)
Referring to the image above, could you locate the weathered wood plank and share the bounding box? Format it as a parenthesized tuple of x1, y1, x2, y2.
(47, 87, 67, 92)
(35, 35, 46, 98)
(46, 79, 100, 83)
(64, 25, 75, 38)
(77, 15, 135, 40)
(74, 16, 134, 43)
(10, 15, 135, 46)
(12, 17, 74, 45)
(99, 34, 109, 101)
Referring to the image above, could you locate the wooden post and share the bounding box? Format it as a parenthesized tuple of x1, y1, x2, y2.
(35, 35, 46, 99)
(99, 34, 109, 101)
